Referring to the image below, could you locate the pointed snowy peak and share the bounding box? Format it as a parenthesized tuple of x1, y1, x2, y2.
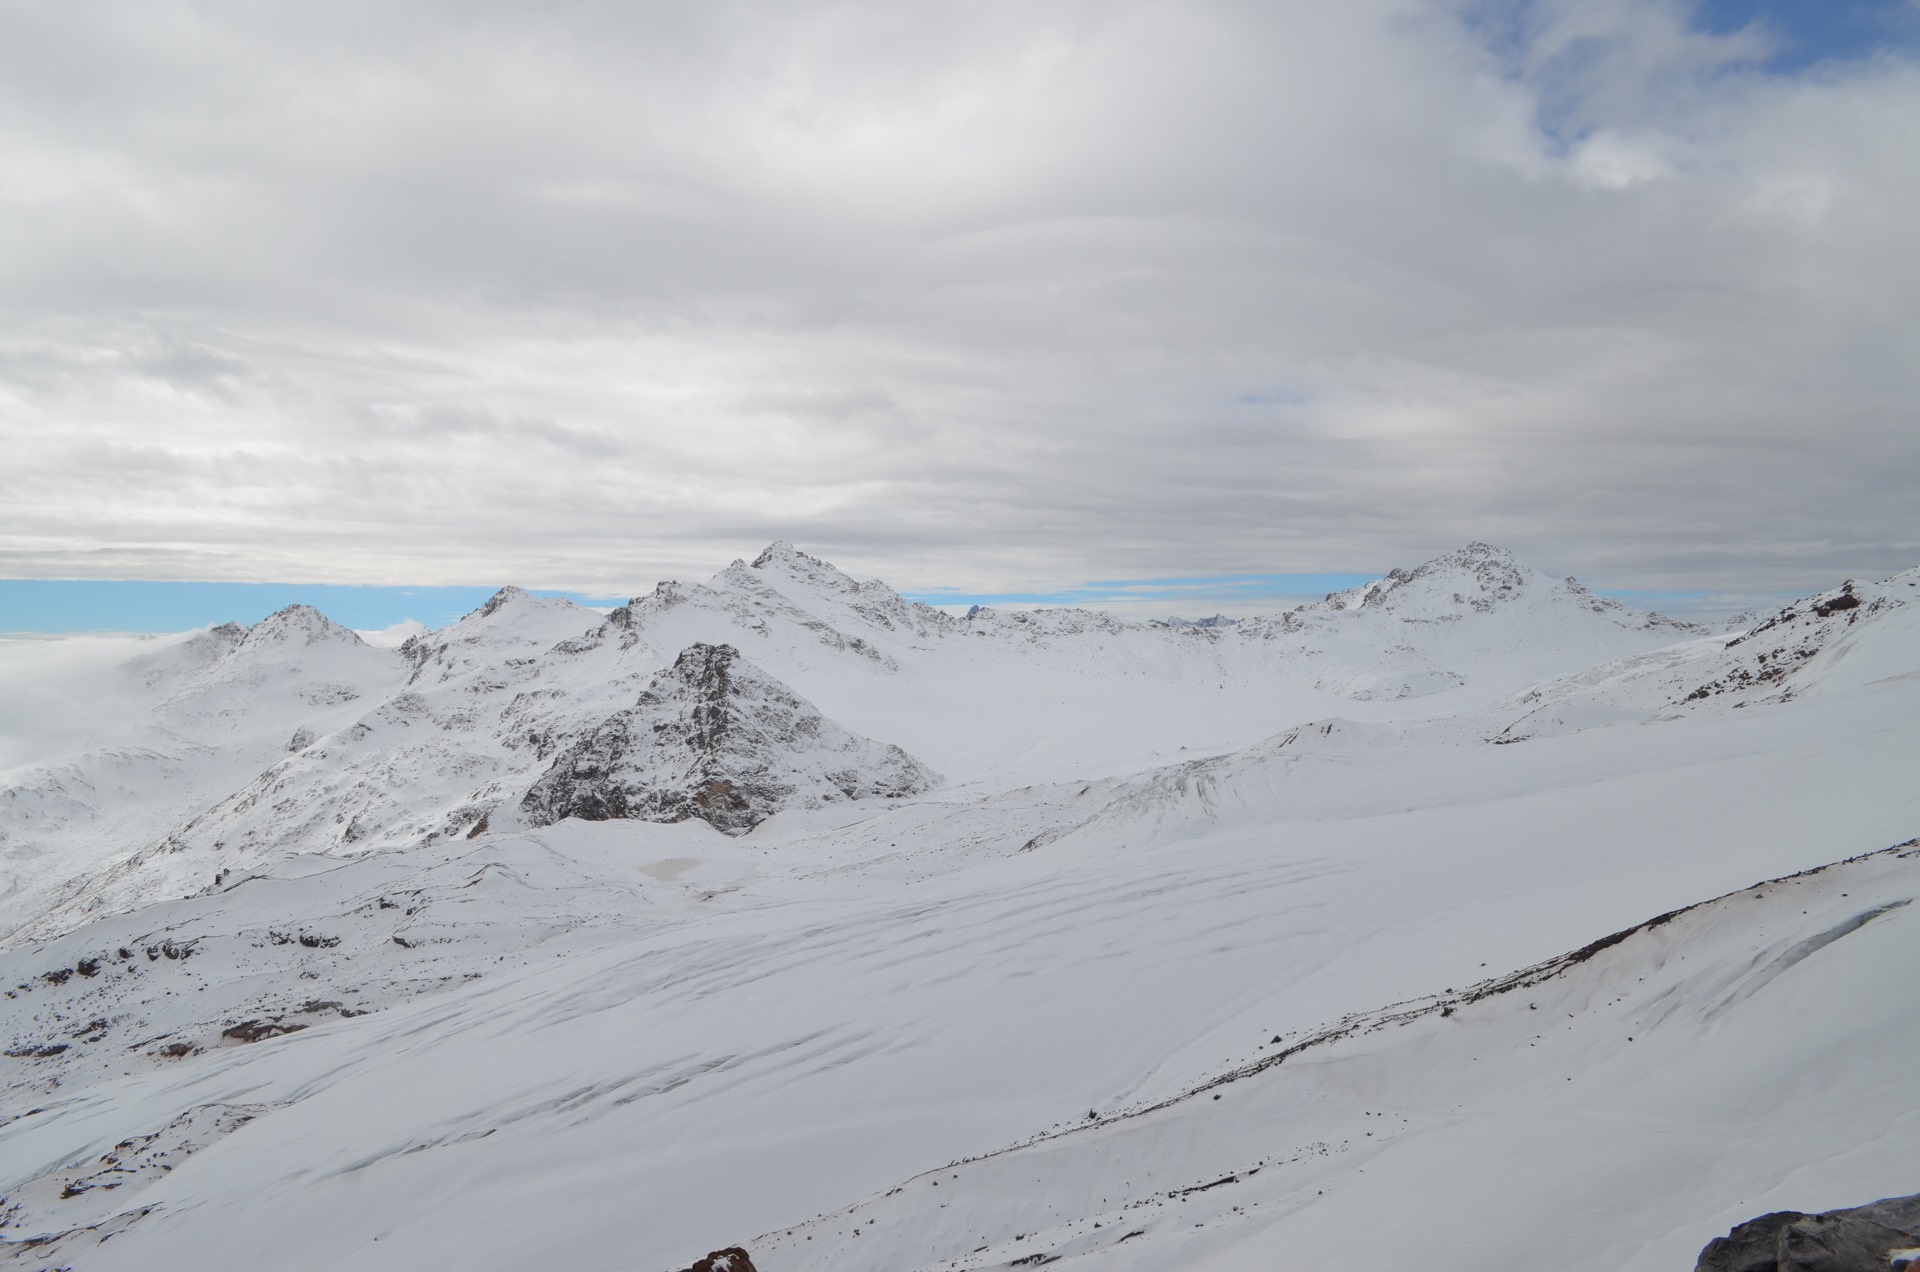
(521, 642, 938, 835)
(240, 604, 366, 649)
(1324, 542, 1529, 614)
(459, 585, 596, 625)
(750, 540, 832, 572)
(435, 585, 597, 644)
(703, 541, 931, 645)
(476, 584, 531, 618)
(738, 540, 866, 595)
(739, 540, 907, 606)
(1318, 542, 1694, 632)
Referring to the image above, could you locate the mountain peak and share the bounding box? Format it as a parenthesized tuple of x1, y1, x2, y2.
(750, 541, 845, 576)
(242, 604, 364, 648)
(520, 641, 936, 834)
(1317, 542, 1541, 616)
(462, 586, 595, 626)
(475, 585, 530, 618)
(737, 541, 892, 609)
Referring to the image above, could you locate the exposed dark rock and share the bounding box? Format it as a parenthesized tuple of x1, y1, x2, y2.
(1814, 583, 1863, 618)
(521, 643, 937, 836)
(221, 1019, 308, 1044)
(1695, 1192, 1920, 1271)
(672, 1247, 756, 1272)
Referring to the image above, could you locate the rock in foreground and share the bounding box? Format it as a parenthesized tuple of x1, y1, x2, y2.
(1695, 1193, 1920, 1271)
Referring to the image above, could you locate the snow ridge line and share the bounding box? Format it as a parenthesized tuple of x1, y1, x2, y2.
(753, 834, 1920, 1245)
(1112, 835, 1920, 1116)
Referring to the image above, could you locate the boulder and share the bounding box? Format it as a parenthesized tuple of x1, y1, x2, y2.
(673, 1248, 756, 1272)
(1695, 1193, 1920, 1271)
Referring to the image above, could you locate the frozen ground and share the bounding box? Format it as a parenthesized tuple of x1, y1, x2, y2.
(1, 544, 1915, 1270)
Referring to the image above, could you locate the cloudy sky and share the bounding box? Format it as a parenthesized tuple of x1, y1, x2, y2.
(2, 0, 1916, 612)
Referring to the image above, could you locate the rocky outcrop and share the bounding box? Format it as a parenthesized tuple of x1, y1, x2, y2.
(520, 643, 937, 835)
(1695, 1192, 1920, 1271)
(672, 1248, 756, 1272)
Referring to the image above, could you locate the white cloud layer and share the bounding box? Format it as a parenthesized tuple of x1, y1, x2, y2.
(1, 0, 1915, 596)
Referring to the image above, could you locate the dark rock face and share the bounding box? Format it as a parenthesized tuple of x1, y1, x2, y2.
(521, 643, 937, 836)
(1695, 1193, 1920, 1271)
(672, 1248, 756, 1272)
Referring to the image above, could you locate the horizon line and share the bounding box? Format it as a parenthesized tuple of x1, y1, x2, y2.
(0, 574, 1783, 636)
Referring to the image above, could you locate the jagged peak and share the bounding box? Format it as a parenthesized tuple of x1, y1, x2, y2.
(1403, 541, 1527, 582)
(1313, 543, 1702, 632)
(750, 540, 826, 571)
(635, 642, 818, 715)
(745, 541, 862, 588)
(241, 604, 365, 649)
(645, 641, 751, 699)
(522, 640, 938, 834)
(476, 585, 530, 618)
(464, 586, 594, 624)
(1320, 542, 1537, 613)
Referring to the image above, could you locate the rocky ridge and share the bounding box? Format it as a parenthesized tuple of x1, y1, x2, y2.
(1476, 565, 1920, 745)
(522, 643, 936, 835)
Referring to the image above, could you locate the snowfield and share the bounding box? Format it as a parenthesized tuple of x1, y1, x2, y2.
(2, 543, 1916, 1271)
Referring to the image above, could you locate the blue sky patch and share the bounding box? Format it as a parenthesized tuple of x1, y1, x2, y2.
(0, 580, 630, 635)
(1695, 0, 1920, 71)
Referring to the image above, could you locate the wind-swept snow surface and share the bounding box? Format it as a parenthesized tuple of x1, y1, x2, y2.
(1, 545, 1915, 1272)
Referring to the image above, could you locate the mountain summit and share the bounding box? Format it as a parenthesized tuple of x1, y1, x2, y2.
(1318, 542, 1690, 632)
(520, 642, 937, 834)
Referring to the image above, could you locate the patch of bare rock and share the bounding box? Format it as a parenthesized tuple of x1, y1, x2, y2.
(1695, 1192, 1920, 1271)
(521, 642, 936, 835)
(671, 1247, 756, 1272)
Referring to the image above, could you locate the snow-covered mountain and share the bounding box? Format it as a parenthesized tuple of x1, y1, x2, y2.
(2, 543, 1916, 1272)
(0, 540, 1695, 944)
(521, 642, 936, 834)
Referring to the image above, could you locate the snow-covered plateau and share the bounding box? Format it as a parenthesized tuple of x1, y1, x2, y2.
(2, 541, 1917, 1271)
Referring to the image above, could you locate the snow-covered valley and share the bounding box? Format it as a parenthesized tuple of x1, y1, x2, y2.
(3, 543, 1917, 1271)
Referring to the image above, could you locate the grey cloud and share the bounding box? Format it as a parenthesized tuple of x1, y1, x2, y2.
(0, 0, 1915, 599)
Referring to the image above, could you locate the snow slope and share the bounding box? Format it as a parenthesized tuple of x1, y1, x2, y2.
(763, 840, 1920, 1272)
(0, 611, 403, 944)
(0, 547, 1914, 1272)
